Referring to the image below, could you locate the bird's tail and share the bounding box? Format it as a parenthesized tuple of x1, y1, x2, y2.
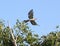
(23, 20, 30, 23)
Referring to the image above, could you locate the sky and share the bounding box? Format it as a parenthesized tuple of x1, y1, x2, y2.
(0, 0, 60, 36)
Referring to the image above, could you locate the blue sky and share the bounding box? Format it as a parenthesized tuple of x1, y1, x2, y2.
(0, 0, 60, 36)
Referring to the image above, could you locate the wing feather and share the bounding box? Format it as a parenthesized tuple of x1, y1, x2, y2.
(28, 9, 33, 19)
(30, 20, 37, 25)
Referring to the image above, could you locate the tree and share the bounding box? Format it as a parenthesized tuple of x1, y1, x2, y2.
(40, 26, 60, 46)
(0, 19, 40, 46)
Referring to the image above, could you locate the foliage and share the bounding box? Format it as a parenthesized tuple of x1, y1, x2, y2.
(0, 19, 60, 46)
(0, 19, 40, 46)
(40, 26, 60, 46)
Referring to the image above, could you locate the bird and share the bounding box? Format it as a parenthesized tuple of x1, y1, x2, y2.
(23, 9, 38, 25)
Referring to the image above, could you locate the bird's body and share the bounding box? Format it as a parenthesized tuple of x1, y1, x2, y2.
(23, 9, 38, 25)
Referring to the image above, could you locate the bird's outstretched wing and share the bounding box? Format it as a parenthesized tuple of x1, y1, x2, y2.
(30, 20, 37, 25)
(28, 9, 33, 19)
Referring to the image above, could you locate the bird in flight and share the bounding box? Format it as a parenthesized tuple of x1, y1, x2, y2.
(23, 9, 38, 25)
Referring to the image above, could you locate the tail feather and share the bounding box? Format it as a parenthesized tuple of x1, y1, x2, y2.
(23, 20, 29, 23)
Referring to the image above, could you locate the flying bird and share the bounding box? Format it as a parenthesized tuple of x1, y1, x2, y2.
(23, 9, 38, 25)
